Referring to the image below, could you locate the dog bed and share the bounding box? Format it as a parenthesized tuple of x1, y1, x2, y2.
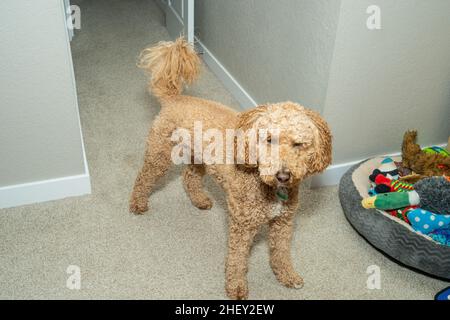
(339, 157, 450, 280)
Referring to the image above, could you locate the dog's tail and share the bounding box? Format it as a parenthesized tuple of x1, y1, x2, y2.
(137, 37, 201, 99)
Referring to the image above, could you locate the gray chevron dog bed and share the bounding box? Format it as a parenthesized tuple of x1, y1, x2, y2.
(339, 157, 450, 280)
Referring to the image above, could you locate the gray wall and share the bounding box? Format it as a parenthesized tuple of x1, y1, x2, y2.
(323, 0, 450, 163)
(0, 0, 86, 187)
(196, 0, 450, 164)
(195, 0, 342, 112)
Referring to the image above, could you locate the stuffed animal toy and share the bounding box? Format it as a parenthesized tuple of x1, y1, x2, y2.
(422, 146, 450, 157)
(370, 173, 414, 193)
(414, 176, 450, 215)
(429, 228, 450, 247)
(362, 191, 420, 210)
(435, 287, 450, 301)
(407, 209, 450, 234)
(400, 130, 450, 183)
(371, 157, 399, 180)
(386, 206, 417, 223)
(362, 176, 450, 214)
(394, 161, 413, 177)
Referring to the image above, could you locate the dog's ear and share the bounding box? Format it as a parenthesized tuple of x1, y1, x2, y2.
(235, 105, 268, 167)
(304, 109, 332, 174)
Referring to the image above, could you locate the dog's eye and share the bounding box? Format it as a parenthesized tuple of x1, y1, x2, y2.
(266, 136, 272, 144)
(293, 142, 304, 148)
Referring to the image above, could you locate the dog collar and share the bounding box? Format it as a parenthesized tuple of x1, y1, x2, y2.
(276, 187, 289, 201)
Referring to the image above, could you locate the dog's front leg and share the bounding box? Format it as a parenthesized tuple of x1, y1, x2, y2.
(225, 222, 258, 300)
(269, 213, 304, 289)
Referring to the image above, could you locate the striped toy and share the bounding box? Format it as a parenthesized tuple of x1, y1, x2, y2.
(374, 174, 414, 193)
(387, 179, 414, 192)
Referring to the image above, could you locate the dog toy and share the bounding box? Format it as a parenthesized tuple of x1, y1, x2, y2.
(414, 176, 450, 215)
(401, 130, 450, 183)
(429, 227, 450, 246)
(386, 206, 417, 223)
(372, 157, 399, 180)
(394, 161, 414, 177)
(435, 287, 450, 300)
(370, 173, 414, 193)
(362, 191, 420, 210)
(423, 146, 450, 157)
(407, 209, 450, 234)
(368, 186, 377, 196)
(363, 176, 449, 213)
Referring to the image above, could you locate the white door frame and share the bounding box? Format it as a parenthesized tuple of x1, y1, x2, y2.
(157, 0, 194, 43)
(63, 0, 74, 41)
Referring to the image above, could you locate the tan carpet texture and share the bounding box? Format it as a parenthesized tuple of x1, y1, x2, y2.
(0, 0, 447, 299)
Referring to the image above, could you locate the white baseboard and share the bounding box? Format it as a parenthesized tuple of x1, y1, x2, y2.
(195, 37, 257, 109)
(0, 174, 91, 209)
(310, 159, 364, 188)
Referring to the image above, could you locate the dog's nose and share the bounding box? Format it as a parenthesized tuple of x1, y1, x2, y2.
(276, 169, 291, 183)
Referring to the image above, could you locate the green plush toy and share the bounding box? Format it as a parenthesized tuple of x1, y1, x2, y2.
(422, 146, 450, 157)
(361, 191, 420, 210)
(362, 176, 450, 213)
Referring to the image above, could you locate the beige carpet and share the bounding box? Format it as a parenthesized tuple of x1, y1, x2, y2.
(0, 0, 447, 299)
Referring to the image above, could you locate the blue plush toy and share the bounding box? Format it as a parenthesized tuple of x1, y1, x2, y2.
(407, 209, 450, 234)
(435, 287, 450, 301)
(429, 227, 450, 246)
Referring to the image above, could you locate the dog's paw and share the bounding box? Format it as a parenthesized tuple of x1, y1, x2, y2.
(129, 198, 149, 214)
(226, 279, 249, 300)
(192, 195, 213, 210)
(276, 272, 304, 289)
(293, 278, 304, 289)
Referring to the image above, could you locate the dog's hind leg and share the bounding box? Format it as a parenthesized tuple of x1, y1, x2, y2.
(182, 164, 213, 210)
(130, 126, 173, 214)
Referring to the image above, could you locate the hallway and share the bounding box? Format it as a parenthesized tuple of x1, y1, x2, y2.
(0, 0, 446, 299)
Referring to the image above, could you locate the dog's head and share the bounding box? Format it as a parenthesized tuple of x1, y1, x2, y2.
(235, 102, 332, 188)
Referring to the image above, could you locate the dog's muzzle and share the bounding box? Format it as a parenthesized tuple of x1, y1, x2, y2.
(275, 168, 291, 184)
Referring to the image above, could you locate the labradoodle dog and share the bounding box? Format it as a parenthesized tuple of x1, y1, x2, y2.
(129, 37, 332, 299)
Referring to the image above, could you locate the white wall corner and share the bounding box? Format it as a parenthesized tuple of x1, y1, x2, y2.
(0, 1, 92, 210)
(0, 174, 91, 209)
(195, 37, 257, 109)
